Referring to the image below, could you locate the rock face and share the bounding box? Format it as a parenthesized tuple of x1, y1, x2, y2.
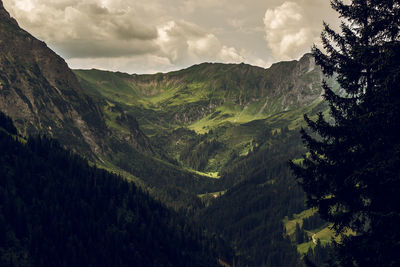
(0, 1, 108, 157)
(126, 54, 323, 113)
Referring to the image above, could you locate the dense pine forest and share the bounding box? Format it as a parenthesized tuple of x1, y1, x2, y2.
(0, 110, 324, 266)
(0, 112, 226, 267)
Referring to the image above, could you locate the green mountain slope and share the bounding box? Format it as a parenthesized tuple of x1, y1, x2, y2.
(75, 54, 323, 133)
(0, 0, 158, 161)
(74, 54, 328, 174)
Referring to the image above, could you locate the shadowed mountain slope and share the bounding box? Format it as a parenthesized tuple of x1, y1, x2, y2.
(0, 2, 110, 157)
(0, 111, 223, 267)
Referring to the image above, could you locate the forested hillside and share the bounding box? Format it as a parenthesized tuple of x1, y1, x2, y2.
(197, 129, 306, 266)
(0, 111, 225, 267)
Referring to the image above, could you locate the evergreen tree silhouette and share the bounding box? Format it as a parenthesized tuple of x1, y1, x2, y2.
(290, 0, 400, 266)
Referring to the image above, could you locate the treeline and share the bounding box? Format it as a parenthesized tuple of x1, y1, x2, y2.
(216, 126, 305, 190)
(302, 213, 326, 231)
(0, 113, 223, 267)
(180, 138, 221, 171)
(151, 127, 222, 172)
(304, 241, 333, 267)
(107, 134, 217, 211)
(290, 211, 332, 266)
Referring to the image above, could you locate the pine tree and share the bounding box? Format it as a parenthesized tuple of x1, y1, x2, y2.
(290, 0, 400, 266)
(295, 222, 304, 243)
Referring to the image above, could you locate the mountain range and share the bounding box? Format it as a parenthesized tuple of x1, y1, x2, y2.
(74, 50, 331, 174)
(0, 1, 333, 266)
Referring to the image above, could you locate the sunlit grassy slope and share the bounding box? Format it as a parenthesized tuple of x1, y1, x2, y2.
(284, 208, 356, 254)
(283, 208, 334, 253)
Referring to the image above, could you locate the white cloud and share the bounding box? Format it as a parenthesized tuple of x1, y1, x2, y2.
(217, 46, 244, 63)
(227, 18, 246, 29)
(156, 20, 246, 66)
(4, 0, 248, 73)
(263, 0, 338, 62)
(65, 18, 247, 74)
(263, 1, 319, 61)
(188, 34, 220, 58)
(4, 0, 160, 59)
(68, 54, 175, 74)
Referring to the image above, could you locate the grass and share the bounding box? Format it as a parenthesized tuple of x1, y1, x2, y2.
(75, 66, 326, 134)
(198, 190, 227, 198)
(96, 158, 145, 187)
(284, 207, 356, 255)
(102, 107, 130, 134)
(292, 158, 304, 165)
(297, 241, 316, 254)
(283, 208, 334, 254)
(283, 207, 335, 254)
(191, 170, 220, 178)
(297, 225, 336, 254)
(313, 224, 336, 242)
(283, 208, 317, 235)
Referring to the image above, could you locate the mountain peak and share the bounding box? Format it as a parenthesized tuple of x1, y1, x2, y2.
(0, 1, 109, 157)
(0, 0, 18, 25)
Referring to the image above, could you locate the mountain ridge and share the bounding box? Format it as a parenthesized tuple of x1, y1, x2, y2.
(74, 52, 327, 173)
(0, 1, 161, 162)
(0, 0, 107, 157)
(74, 52, 323, 134)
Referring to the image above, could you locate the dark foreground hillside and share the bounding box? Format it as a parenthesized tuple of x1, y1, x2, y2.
(0, 112, 222, 267)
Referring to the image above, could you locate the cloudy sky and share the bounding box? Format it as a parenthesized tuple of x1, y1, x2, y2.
(4, 0, 340, 74)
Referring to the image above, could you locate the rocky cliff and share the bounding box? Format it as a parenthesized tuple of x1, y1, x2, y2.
(0, 1, 110, 157)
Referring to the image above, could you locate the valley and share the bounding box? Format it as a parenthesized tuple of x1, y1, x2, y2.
(3, 0, 398, 265)
(72, 56, 335, 265)
(74, 54, 327, 174)
(0, 1, 335, 265)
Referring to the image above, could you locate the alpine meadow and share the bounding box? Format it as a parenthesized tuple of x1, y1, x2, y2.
(0, 0, 399, 266)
